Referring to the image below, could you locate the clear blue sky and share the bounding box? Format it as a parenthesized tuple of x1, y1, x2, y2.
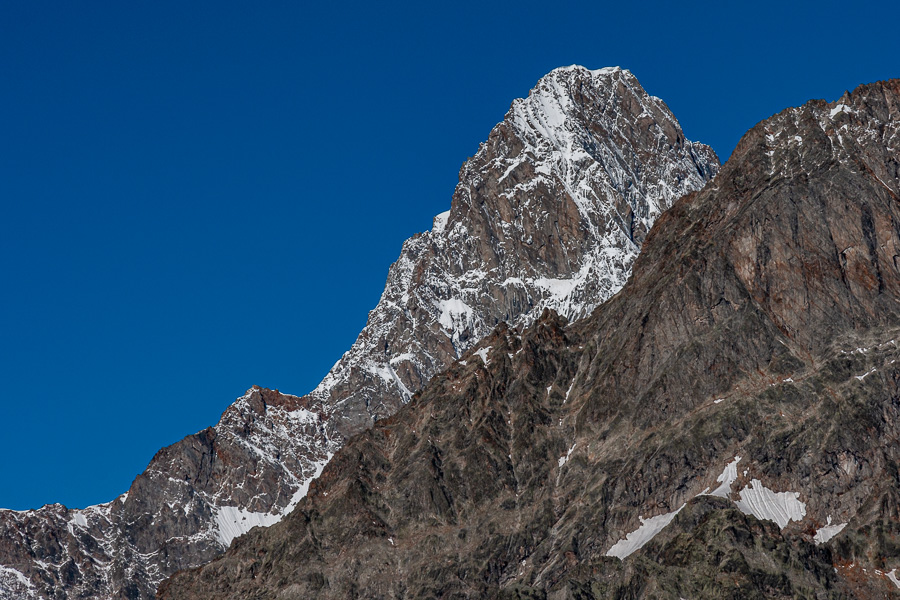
(1, 0, 897, 510)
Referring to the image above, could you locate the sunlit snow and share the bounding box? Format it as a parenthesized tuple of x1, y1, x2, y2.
(438, 298, 474, 333)
(888, 569, 900, 589)
(474, 346, 491, 365)
(605, 504, 686, 559)
(557, 443, 576, 468)
(734, 479, 806, 529)
(432, 210, 451, 234)
(813, 517, 847, 545)
(214, 454, 332, 547)
(0, 565, 36, 598)
(829, 104, 852, 119)
(214, 506, 282, 547)
(708, 456, 742, 498)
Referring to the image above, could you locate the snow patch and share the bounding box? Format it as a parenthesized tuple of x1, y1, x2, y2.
(501, 277, 525, 287)
(438, 298, 474, 332)
(605, 504, 686, 559)
(214, 453, 332, 547)
(606, 455, 811, 561)
(369, 362, 413, 400)
(589, 66, 622, 76)
(282, 454, 332, 515)
(856, 367, 876, 380)
(533, 276, 581, 300)
(389, 352, 417, 365)
(888, 569, 900, 589)
(474, 346, 491, 365)
(830, 104, 852, 119)
(432, 210, 451, 235)
(813, 517, 847, 545)
(735, 479, 806, 529)
(214, 506, 281, 547)
(71, 511, 88, 529)
(498, 157, 525, 183)
(708, 456, 742, 498)
(558, 443, 576, 468)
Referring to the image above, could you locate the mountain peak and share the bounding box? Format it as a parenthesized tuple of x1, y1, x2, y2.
(0, 67, 719, 600)
(548, 64, 625, 77)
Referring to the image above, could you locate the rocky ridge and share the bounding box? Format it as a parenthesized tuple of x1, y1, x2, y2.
(159, 79, 900, 599)
(0, 66, 718, 600)
(0, 387, 334, 600)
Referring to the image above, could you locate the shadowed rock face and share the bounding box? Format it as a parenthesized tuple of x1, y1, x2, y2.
(0, 67, 718, 600)
(158, 80, 900, 600)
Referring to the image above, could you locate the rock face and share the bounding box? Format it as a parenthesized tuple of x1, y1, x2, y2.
(0, 66, 717, 600)
(158, 79, 900, 599)
(313, 65, 718, 438)
(0, 387, 334, 600)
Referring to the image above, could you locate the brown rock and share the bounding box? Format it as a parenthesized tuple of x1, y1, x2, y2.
(160, 79, 900, 599)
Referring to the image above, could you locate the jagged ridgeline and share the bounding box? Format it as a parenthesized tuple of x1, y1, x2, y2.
(158, 80, 900, 599)
(0, 66, 718, 600)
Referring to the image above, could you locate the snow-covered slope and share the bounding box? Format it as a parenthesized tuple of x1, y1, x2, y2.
(0, 65, 718, 600)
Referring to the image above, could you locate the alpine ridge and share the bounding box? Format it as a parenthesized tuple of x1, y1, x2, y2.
(0, 66, 718, 600)
(158, 79, 900, 599)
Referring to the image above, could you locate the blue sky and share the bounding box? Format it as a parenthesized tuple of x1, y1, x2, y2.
(1, 0, 898, 510)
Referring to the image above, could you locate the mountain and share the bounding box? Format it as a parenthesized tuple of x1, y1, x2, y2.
(158, 79, 900, 599)
(0, 66, 718, 600)
(310, 65, 718, 438)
